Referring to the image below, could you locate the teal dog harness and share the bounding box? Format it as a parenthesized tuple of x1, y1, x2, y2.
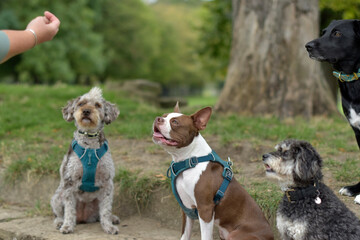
(72, 140, 108, 192)
(167, 151, 233, 219)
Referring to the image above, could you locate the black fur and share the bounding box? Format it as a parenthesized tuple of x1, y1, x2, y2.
(264, 139, 360, 240)
(305, 19, 360, 197)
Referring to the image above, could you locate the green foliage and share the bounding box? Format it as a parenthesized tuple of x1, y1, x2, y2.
(98, 0, 161, 81)
(0, 0, 208, 87)
(198, 0, 232, 82)
(320, 0, 360, 30)
(0, 0, 105, 84)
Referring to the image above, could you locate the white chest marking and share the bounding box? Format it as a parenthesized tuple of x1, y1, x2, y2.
(277, 213, 307, 240)
(176, 162, 209, 209)
(348, 107, 360, 129)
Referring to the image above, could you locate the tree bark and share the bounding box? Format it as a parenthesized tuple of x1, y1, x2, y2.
(216, 0, 336, 118)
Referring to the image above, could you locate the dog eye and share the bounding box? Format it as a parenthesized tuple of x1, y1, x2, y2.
(95, 102, 101, 108)
(78, 102, 85, 107)
(171, 119, 179, 125)
(333, 31, 342, 37)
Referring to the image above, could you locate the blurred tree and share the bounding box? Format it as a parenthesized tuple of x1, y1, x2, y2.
(0, 0, 207, 88)
(216, 0, 336, 118)
(97, 0, 160, 81)
(150, 1, 206, 88)
(0, 0, 105, 84)
(198, 0, 232, 82)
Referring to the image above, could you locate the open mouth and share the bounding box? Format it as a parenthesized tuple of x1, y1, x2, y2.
(264, 163, 274, 173)
(153, 126, 178, 146)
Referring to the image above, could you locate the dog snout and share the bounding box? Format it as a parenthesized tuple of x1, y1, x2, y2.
(305, 41, 316, 52)
(83, 109, 91, 116)
(262, 153, 271, 160)
(156, 117, 164, 124)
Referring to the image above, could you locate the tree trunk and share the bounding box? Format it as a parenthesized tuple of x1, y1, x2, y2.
(215, 0, 336, 118)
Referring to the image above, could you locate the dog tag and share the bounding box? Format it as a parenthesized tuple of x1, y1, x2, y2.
(315, 197, 321, 204)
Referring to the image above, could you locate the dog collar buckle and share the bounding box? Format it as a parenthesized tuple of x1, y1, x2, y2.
(222, 167, 233, 181)
(285, 189, 296, 203)
(189, 156, 198, 168)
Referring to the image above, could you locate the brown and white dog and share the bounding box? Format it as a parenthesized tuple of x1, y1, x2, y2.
(152, 103, 274, 240)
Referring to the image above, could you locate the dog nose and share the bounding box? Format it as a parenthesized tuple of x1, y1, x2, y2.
(305, 41, 315, 51)
(156, 117, 164, 123)
(83, 109, 91, 116)
(262, 153, 270, 160)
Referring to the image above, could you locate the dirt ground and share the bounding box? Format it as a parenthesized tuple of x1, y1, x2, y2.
(0, 136, 358, 240)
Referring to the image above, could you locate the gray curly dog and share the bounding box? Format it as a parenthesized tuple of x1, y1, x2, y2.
(50, 87, 120, 234)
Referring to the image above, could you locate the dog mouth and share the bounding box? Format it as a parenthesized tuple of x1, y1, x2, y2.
(264, 163, 275, 173)
(153, 126, 178, 146)
(81, 116, 93, 123)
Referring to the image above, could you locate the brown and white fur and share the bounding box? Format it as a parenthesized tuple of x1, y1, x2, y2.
(152, 103, 274, 240)
(50, 87, 120, 234)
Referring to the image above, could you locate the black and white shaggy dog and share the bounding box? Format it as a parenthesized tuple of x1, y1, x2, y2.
(305, 20, 360, 204)
(263, 139, 360, 240)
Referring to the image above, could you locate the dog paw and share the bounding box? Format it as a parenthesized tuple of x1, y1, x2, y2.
(339, 187, 354, 196)
(60, 225, 74, 234)
(54, 218, 63, 230)
(102, 224, 119, 235)
(354, 194, 360, 205)
(111, 215, 120, 225)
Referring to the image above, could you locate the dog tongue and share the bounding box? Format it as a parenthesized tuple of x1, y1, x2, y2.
(153, 132, 163, 138)
(153, 132, 178, 146)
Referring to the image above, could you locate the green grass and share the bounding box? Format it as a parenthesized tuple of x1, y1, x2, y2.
(326, 158, 360, 182)
(1, 83, 358, 179)
(0, 83, 359, 228)
(114, 168, 166, 213)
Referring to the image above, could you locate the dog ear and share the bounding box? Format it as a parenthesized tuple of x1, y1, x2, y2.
(173, 101, 181, 113)
(353, 20, 360, 39)
(104, 101, 120, 124)
(191, 107, 212, 131)
(62, 97, 80, 122)
(294, 142, 322, 182)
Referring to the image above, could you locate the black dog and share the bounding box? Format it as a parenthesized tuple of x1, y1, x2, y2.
(305, 19, 360, 204)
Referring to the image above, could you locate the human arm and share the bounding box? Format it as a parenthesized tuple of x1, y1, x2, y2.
(0, 11, 60, 63)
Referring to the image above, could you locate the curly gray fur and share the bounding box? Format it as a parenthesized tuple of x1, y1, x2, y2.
(50, 87, 120, 234)
(263, 139, 360, 240)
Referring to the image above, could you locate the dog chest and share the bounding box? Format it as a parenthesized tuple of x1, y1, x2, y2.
(175, 162, 209, 209)
(66, 152, 113, 189)
(277, 213, 307, 240)
(348, 107, 360, 130)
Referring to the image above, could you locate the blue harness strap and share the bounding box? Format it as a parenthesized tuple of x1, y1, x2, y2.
(167, 150, 233, 219)
(71, 140, 108, 192)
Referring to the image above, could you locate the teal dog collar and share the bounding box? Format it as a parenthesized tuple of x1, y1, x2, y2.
(333, 69, 360, 82)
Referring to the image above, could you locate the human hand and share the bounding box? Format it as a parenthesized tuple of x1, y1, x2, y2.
(26, 11, 60, 44)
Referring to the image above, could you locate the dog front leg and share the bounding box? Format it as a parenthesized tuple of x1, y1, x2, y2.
(99, 188, 119, 234)
(50, 188, 64, 229)
(180, 211, 193, 240)
(60, 193, 77, 234)
(198, 210, 214, 240)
